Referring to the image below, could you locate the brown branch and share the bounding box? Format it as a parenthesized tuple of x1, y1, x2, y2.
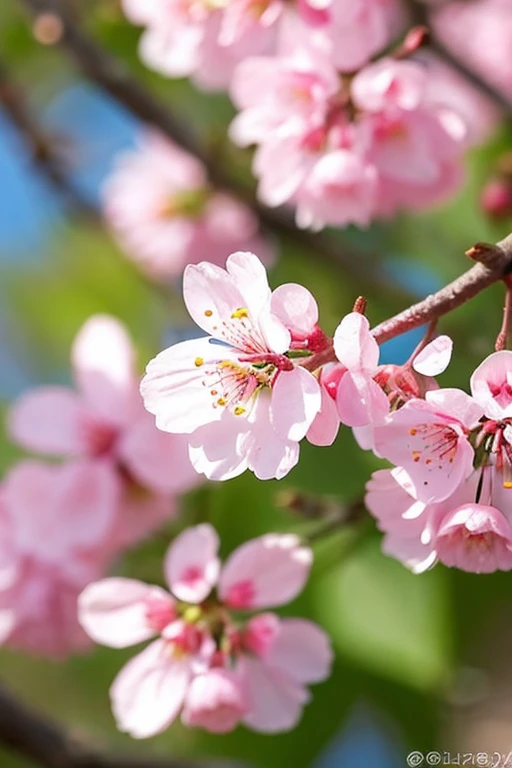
(303, 233, 512, 370)
(372, 233, 512, 343)
(0, 683, 227, 768)
(16, 0, 413, 302)
(0, 58, 97, 218)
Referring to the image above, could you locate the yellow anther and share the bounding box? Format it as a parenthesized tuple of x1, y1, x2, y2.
(231, 307, 249, 320)
(204, 309, 213, 317)
(183, 605, 202, 623)
(409, 428, 417, 436)
(234, 406, 246, 416)
(504, 481, 512, 489)
(217, 397, 227, 406)
(194, 357, 204, 367)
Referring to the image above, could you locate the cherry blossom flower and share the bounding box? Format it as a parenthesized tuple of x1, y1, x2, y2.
(373, 388, 484, 503)
(121, 0, 403, 89)
(141, 251, 324, 480)
(366, 466, 512, 574)
(0, 460, 118, 658)
(230, 54, 468, 229)
(103, 132, 272, 280)
(79, 524, 332, 736)
(9, 315, 199, 551)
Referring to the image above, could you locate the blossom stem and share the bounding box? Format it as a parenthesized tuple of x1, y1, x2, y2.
(495, 276, 512, 351)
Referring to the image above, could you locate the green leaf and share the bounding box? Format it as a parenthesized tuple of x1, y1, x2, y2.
(314, 538, 453, 691)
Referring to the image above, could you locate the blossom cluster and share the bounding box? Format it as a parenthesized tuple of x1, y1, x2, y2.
(79, 524, 332, 736)
(1, 315, 200, 658)
(107, 0, 505, 241)
(141, 249, 512, 577)
(4, 244, 512, 739)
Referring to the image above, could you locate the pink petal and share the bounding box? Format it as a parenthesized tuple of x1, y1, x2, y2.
(141, 338, 229, 434)
(270, 367, 322, 441)
(8, 387, 88, 456)
(183, 258, 261, 341)
(412, 335, 453, 376)
(218, 533, 312, 609)
(119, 414, 199, 494)
(188, 412, 249, 481)
(336, 370, 389, 427)
(372, 401, 476, 503)
(470, 350, 512, 419)
(266, 618, 333, 684)
(239, 656, 309, 733)
(3, 460, 117, 560)
(78, 578, 172, 648)
(110, 639, 191, 738)
(270, 284, 319, 337)
(333, 312, 379, 372)
(72, 315, 138, 425)
(425, 388, 484, 428)
(164, 524, 220, 603)
(436, 503, 512, 573)
(225, 251, 273, 318)
(239, 392, 300, 480)
(306, 384, 340, 446)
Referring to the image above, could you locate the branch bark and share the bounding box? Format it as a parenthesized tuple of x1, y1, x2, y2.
(0, 683, 211, 768)
(303, 233, 512, 370)
(16, 0, 413, 301)
(0, 58, 96, 218)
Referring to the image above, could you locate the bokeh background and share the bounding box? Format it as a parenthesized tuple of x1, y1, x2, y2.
(1, 1, 512, 766)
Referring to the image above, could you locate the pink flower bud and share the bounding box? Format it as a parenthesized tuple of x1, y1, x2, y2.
(182, 669, 249, 733)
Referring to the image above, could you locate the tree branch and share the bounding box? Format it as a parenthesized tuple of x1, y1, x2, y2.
(0, 58, 96, 218)
(16, 0, 413, 301)
(303, 233, 512, 370)
(0, 683, 216, 768)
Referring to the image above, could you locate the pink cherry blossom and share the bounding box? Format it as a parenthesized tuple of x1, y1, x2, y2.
(181, 669, 249, 733)
(332, 312, 389, 428)
(366, 465, 512, 574)
(470, 350, 512, 420)
(103, 132, 272, 279)
(141, 251, 323, 481)
(373, 388, 484, 503)
(230, 54, 468, 229)
(0, 460, 118, 658)
(79, 523, 332, 736)
(9, 315, 199, 552)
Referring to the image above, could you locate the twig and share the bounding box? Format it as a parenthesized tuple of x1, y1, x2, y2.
(16, 0, 414, 301)
(495, 276, 512, 351)
(0, 682, 217, 768)
(303, 233, 512, 370)
(0, 58, 96, 218)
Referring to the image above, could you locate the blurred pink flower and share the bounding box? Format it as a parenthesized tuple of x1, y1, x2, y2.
(9, 315, 199, 551)
(141, 251, 323, 480)
(0, 460, 118, 658)
(79, 523, 332, 736)
(103, 132, 272, 279)
(230, 55, 468, 228)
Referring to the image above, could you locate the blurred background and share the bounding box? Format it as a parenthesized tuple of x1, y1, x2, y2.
(1, 1, 512, 766)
